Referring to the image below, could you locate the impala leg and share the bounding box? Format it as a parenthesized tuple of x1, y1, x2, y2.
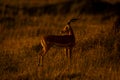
(38, 48, 45, 66)
(39, 39, 47, 66)
(68, 48, 72, 65)
(40, 56, 43, 66)
(38, 54, 44, 66)
(38, 49, 46, 67)
(69, 48, 72, 60)
(65, 48, 68, 58)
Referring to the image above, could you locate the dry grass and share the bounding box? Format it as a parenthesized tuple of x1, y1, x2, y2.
(0, 0, 120, 80)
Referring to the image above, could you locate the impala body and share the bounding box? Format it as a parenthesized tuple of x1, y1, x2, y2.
(38, 19, 77, 66)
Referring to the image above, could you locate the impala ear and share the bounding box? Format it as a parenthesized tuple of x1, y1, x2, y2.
(68, 18, 78, 24)
(70, 18, 78, 22)
(65, 25, 69, 29)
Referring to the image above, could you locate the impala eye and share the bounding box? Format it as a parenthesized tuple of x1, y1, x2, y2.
(65, 26, 69, 30)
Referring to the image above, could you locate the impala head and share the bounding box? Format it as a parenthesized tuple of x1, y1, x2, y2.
(61, 18, 78, 35)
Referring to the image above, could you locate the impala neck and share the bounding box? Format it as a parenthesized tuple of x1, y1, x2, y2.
(67, 23, 75, 44)
(67, 23, 74, 36)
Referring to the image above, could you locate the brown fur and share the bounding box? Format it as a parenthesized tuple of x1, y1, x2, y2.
(38, 19, 77, 66)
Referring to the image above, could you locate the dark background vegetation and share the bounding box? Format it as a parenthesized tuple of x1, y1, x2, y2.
(0, 0, 120, 28)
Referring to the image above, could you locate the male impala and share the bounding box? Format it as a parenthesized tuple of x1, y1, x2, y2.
(38, 19, 77, 66)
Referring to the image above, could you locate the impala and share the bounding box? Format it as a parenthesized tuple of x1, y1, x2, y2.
(38, 18, 78, 66)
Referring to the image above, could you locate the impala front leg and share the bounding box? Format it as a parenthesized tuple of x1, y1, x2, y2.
(68, 48, 72, 66)
(65, 48, 68, 58)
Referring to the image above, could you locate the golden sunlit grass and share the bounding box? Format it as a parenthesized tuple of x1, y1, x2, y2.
(1, 14, 120, 80)
(0, 1, 120, 80)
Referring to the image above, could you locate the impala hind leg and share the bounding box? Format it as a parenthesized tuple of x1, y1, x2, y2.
(38, 48, 46, 66)
(38, 39, 47, 66)
(38, 49, 44, 66)
(38, 55, 43, 66)
(38, 46, 49, 66)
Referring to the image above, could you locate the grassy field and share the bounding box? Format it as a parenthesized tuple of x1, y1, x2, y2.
(0, 0, 120, 80)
